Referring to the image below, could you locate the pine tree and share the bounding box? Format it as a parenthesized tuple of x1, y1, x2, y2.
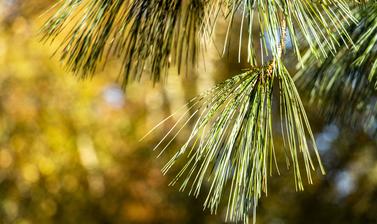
(41, 0, 376, 223)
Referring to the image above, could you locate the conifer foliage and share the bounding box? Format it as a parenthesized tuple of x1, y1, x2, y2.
(296, 1, 377, 136)
(42, 0, 375, 223)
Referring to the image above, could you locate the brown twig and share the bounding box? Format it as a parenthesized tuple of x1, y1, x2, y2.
(268, 14, 287, 75)
(277, 15, 287, 59)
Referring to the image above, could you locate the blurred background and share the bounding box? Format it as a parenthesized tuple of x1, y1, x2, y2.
(0, 1, 377, 223)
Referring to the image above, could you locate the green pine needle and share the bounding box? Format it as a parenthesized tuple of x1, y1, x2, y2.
(146, 63, 324, 223)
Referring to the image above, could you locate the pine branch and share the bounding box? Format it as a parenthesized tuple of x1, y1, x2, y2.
(41, 0, 357, 86)
(40, 0, 367, 223)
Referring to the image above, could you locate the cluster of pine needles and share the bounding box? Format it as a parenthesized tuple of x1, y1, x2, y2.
(41, 0, 357, 84)
(143, 63, 324, 223)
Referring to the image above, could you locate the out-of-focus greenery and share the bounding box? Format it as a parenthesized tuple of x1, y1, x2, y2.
(0, 1, 377, 224)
